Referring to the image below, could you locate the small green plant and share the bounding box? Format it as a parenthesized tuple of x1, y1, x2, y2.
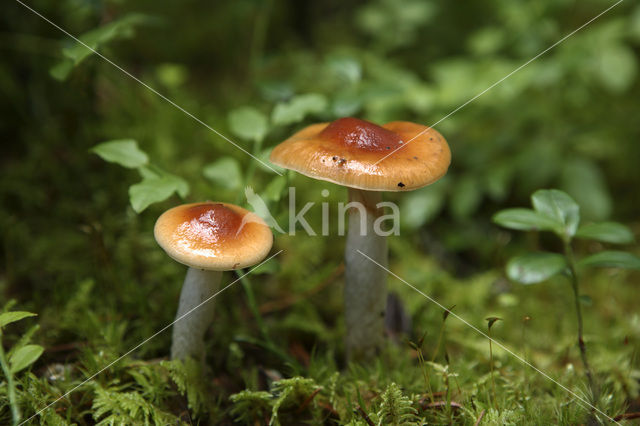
(406, 332, 434, 404)
(485, 317, 502, 411)
(0, 304, 44, 426)
(91, 139, 189, 213)
(374, 382, 419, 426)
(493, 189, 640, 406)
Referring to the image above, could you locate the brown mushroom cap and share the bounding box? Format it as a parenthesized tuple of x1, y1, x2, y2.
(270, 117, 451, 191)
(154, 202, 273, 271)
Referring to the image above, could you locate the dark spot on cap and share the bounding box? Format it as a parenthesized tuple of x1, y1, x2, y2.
(397, 182, 405, 188)
(413, 156, 418, 160)
(332, 156, 338, 161)
(386, 146, 391, 150)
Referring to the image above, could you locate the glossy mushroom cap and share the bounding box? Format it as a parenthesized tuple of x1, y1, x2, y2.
(154, 202, 273, 271)
(270, 117, 451, 192)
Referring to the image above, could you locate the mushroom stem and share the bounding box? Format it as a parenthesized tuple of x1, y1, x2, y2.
(344, 188, 387, 362)
(171, 268, 221, 361)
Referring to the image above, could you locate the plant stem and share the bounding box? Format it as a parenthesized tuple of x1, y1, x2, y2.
(238, 274, 295, 367)
(416, 346, 435, 404)
(488, 329, 497, 410)
(431, 322, 446, 362)
(563, 241, 598, 403)
(0, 332, 20, 425)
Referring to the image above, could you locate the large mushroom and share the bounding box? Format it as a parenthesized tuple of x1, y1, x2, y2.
(270, 117, 450, 361)
(154, 202, 273, 361)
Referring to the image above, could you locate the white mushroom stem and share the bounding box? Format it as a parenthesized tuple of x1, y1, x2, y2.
(171, 268, 221, 361)
(344, 188, 387, 362)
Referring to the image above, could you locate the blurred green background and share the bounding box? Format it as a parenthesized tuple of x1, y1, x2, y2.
(1, 0, 640, 424)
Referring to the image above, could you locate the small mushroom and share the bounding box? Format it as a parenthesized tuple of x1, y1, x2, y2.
(270, 117, 450, 362)
(154, 202, 273, 361)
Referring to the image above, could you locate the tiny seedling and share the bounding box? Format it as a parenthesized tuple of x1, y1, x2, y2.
(493, 189, 640, 406)
(407, 331, 435, 404)
(432, 304, 455, 363)
(486, 316, 502, 411)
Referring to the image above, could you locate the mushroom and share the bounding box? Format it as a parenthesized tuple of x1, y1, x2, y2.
(154, 201, 273, 361)
(270, 117, 450, 361)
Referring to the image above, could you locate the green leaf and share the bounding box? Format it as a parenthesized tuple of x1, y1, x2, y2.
(271, 93, 328, 126)
(228, 107, 269, 143)
(531, 189, 580, 239)
(51, 14, 153, 81)
(262, 176, 287, 202)
(579, 251, 640, 270)
(203, 157, 242, 190)
(596, 44, 637, 93)
(9, 344, 44, 374)
(492, 208, 558, 231)
(91, 140, 149, 169)
(506, 252, 568, 284)
(0, 311, 37, 328)
(560, 158, 611, 221)
(576, 222, 635, 244)
(129, 173, 189, 213)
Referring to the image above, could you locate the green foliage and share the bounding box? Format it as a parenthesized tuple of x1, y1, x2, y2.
(506, 252, 567, 285)
(0, 305, 43, 425)
(3, 0, 640, 424)
(203, 157, 243, 190)
(228, 107, 269, 143)
(229, 390, 273, 424)
(579, 251, 640, 270)
(0, 312, 37, 329)
(375, 383, 419, 426)
(271, 93, 328, 126)
(50, 14, 155, 81)
(229, 377, 321, 425)
(92, 140, 188, 212)
(91, 140, 149, 169)
(494, 189, 640, 285)
(92, 383, 177, 425)
(162, 358, 209, 417)
(575, 222, 635, 244)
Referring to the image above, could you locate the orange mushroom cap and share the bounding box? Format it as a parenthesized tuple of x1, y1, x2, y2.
(154, 202, 273, 271)
(270, 117, 451, 191)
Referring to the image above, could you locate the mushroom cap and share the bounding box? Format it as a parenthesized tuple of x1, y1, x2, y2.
(154, 202, 273, 271)
(269, 117, 450, 192)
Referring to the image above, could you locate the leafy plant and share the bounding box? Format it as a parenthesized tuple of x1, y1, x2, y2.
(91, 139, 189, 212)
(374, 382, 419, 426)
(229, 377, 321, 426)
(493, 189, 640, 405)
(0, 304, 44, 426)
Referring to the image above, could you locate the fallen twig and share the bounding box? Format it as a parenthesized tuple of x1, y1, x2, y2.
(356, 405, 375, 426)
(421, 400, 463, 410)
(474, 409, 486, 426)
(614, 412, 640, 421)
(296, 387, 322, 414)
